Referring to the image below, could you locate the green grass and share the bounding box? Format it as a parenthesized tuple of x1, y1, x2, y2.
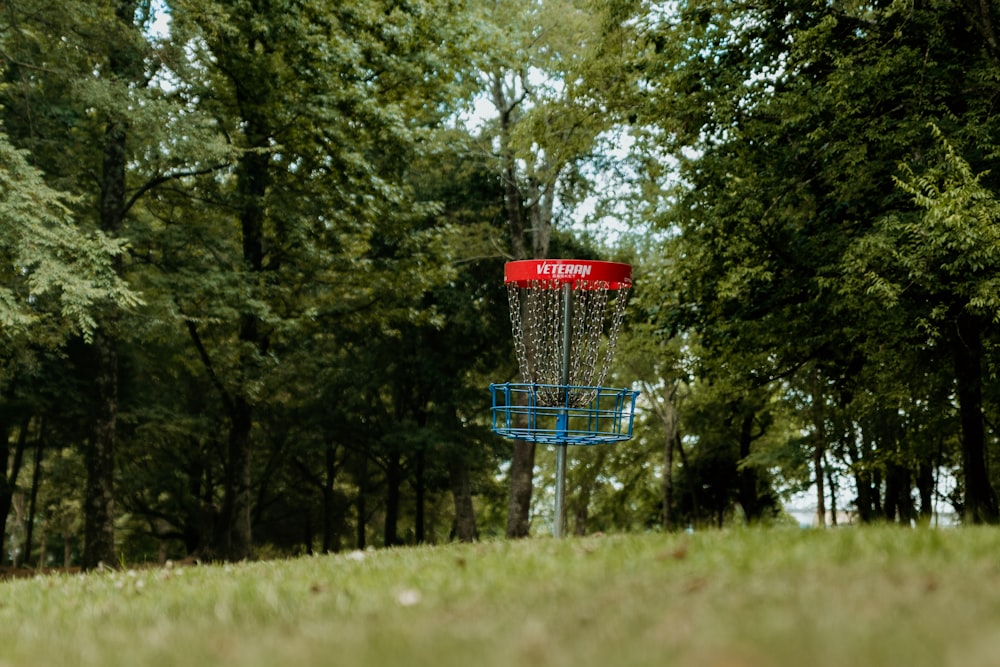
(4, 527, 1000, 666)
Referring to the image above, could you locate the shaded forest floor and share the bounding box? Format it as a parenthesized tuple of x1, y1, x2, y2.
(0, 565, 80, 579)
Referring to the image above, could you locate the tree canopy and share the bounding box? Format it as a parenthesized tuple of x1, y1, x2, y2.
(0, 0, 999, 566)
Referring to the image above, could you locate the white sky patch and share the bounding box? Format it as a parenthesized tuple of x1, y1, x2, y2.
(149, 0, 171, 38)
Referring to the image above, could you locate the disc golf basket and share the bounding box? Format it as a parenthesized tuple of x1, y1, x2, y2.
(489, 259, 638, 537)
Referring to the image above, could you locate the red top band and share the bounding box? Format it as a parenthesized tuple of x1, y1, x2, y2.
(504, 260, 632, 289)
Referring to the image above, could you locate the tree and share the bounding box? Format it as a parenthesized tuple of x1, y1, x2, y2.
(608, 0, 1000, 524)
(154, 0, 478, 558)
(1, 0, 156, 567)
(846, 129, 1000, 523)
(3, 0, 239, 567)
(618, 241, 693, 531)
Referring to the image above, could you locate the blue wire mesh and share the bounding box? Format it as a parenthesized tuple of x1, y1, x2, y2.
(489, 383, 639, 445)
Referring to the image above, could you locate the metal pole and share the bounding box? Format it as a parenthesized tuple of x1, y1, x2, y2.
(554, 283, 572, 538)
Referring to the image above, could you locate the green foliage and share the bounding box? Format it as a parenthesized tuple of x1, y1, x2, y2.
(0, 129, 137, 342)
(8, 0, 1000, 562)
(595, 0, 1000, 525)
(848, 126, 1000, 325)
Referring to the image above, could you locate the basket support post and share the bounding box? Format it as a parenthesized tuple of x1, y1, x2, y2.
(554, 283, 573, 538)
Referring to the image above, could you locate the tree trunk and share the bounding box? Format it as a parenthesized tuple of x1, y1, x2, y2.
(449, 455, 478, 542)
(916, 459, 935, 525)
(813, 438, 826, 528)
(322, 443, 340, 553)
(218, 90, 273, 560)
(83, 152, 123, 570)
(8, 420, 29, 557)
(0, 504, 10, 564)
(848, 434, 875, 522)
(493, 73, 528, 262)
(953, 311, 998, 523)
(737, 413, 760, 522)
(883, 462, 899, 522)
(571, 448, 608, 536)
(0, 419, 10, 562)
(414, 448, 426, 543)
(809, 378, 826, 528)
(663, 429, 676, 532)
(223, 395, 254, 560)
(573, 499, 589, 536)
(356, 453, 368, 550)
(183, 446, 220, 560)
(826, 453, 838, 527)
(84, 330, 119, 568)
(872, 468, 884, 517)
(81, 0, 143, 570)
(493, 70, 556, 540)
(883, 462, 915, 524)
(506, 440, 535, 538)
(384, 451, 402, 546)
(24, 425, 43, 565)
(675, 436, 698, 523)
(302, 511, 314, 555)
(639, 380, 680, 532)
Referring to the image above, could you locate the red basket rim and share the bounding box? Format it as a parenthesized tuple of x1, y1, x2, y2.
(504, 260, 632, 289)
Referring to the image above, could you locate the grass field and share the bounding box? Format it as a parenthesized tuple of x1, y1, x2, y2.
(3, 527, 1000, 666)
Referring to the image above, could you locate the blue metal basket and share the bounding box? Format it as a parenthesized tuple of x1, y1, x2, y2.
(489, 383, 639, 445)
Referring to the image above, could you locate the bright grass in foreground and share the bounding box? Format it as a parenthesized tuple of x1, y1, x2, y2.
(3, 527, 1000, 666)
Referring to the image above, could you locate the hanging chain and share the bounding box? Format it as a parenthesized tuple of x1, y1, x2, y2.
(506, 279, 631, 408)
(596, 285, 631, 389)
(507, 283, 530, 382)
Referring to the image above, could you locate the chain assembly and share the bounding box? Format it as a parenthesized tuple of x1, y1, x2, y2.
(506, 278, 631, 407)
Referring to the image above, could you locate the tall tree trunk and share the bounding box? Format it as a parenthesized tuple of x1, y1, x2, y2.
(414, 448, 426, 543)
(809, 377, 827, 528)
(826, 453, 839, 527)
(883, 462, 915, 524)
(506, 441, 535, 538)
(356, 455, 368, 550)
(813, 438, 826, 528)
(663, 429, 676, 531)
(84, 157, 124, 570)
(384, 451, 402, 546)
(953, 311, 999, 523)
(322, 443, 340, 553)
(675, 436, 699, 524)
(301, 511, 314, 555)
(883, 461, 899, 522)
(493, 73, 528, 262)
(848, 433, 875, 522)
(737, 413, 760, 522)
(493, 71, 555, 539)
(449, 455, 478, 542)
(573, 498, 590, 536)
(571, 447, 608, 536)
(916, 458, 935, 525)
(84, 329, 119, 568)
(0, 420, 11, 563)
(219, 93, 273, 560)
(24, 424, 43, 565)
(872, 468, 884, 517)
(223, 395, 253, 560)
(81, 0, 143, 570)
(640, 380, 680, 531)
